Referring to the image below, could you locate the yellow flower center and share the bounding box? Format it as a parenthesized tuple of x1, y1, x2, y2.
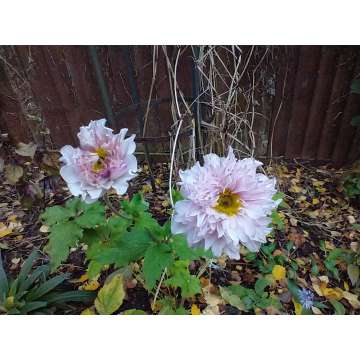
(92, 160, 104, 173)
(95, 147, 107, 160)
(213, 188, 242, 216)
(92, 147, 107, 173)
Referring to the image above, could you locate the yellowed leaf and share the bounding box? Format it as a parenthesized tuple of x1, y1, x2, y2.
(4, 164, 23, 185)
(311, 306, 323, 315)
(308, 210, 319, 218)
(15, 142, 37, 159)
(343, 291, 360, 309)
(319, 282, 343, 300)
(80, 280, 100, 291)
(39, 225, 49, 233)
(0, 223, 12, 239)
(347, 215, 356, 224)
(202, 284, 224, 307)
(312, 180, 325, 187)
(272, 265, 286, 281)
(289, 185, 302, 193)
(191, 304, 201, 315)
(312, 198, 320, 205)
(325, 241, 335, 250)
(318, 275, 329, 283)
(141, 184, 152, 193)
(312, 283, 323, 297)
(350, 242, 359, 252)
(293, 299, 302, 315)
(81, 307, 96, 315)
(69, 273, 89, 284)
(202, 305, 220, 315)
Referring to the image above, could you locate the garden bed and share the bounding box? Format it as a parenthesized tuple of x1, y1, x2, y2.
(0, 140, 359, 315)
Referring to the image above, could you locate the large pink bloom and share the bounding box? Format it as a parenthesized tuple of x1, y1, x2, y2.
(171, 147, 280, 259)
(60, 119, 137, 203)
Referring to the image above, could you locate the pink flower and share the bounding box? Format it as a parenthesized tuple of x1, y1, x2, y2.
(59, 119, 137, 203)
(171, 147, 280, 259)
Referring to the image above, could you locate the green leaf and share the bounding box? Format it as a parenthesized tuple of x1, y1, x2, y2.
(286, 280, 301, 303)
(228, 284, 250, 298)
(26, 274, 68, 301)
(272, 191, 289, 209)
(271, 211, 285, 231)
(107, 216, 130, 238)
(351, 79, 360, 94)
(43, 290, 96, 304)
(330, 299, 346, 315)
(122, 309, 147, 315)
(143, 243, 173, 289)
(174, 307, 190, 315)
(41, 206, 73, 226)
(311, 258, 319, 276)
(89, 228, 152, 271)
(121, 193, 158, 231)
(18, 265, 50, 294)
(261, 242, 276, 257)
(313, 301, 328, 309)
(220, 286, 246, 311)
(87, 260, 104, 280)
(244, 252, 257, 262)
(17, 250, 40, 290)
(75, 202, 105, 229)
(19, 301, 48, 314)
(45, 222, 83, 271)
(347, 264, 359, 286)
(171, 188, 184, 204)
(65, 197, 82, 214)
(351, 116, 360, 127)
(121, 193, 149, 215)
(165, 260, 201, 298)
(257, 297, 272, 309)
(352, 223, 360, 231)
(0, 251, 9, 303)
(171, 235, 212, 261)
(95, 274, 125, 315)
(254, 278, 271, 296)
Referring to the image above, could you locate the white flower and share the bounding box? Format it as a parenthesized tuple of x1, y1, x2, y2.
(171, 147, 280, 259)
(60, 119, 137, 203)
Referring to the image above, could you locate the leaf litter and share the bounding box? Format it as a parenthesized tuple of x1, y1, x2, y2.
(0, 139, 359, 314)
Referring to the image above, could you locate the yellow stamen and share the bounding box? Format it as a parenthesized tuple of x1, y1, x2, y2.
(92, 160, 104, 173)
(213, 188, 242, 216)
(95, 147, 107, 160)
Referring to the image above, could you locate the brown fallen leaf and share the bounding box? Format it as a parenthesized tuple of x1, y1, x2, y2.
(342, 291, 360, 309)
(15, 142, 37, 159)
(4, 164, 23, 185)
(288, 228, 305, 248)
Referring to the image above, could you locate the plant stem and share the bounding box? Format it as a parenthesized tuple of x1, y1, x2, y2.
(152, 267, 167, 309)
(103, 193, 131, 220)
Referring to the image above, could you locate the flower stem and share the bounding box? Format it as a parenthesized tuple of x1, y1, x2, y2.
(103, 193, 131, 220)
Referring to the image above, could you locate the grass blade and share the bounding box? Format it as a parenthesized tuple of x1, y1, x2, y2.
(0, 251, 9, 303)
(26, 274, 68, 301)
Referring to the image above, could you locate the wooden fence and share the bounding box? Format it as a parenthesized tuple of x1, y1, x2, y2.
(0, 45, 359, 166)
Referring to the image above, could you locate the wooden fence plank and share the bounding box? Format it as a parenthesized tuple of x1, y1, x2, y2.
(269, 46, 299, 157)
(1, 45, 360, 165)
(15, 46, 76, 146)
(332, 53, 360, 166)
(317, 47, 358, 160)
(302, 46, 339, 159)
(285, 46, 321, 158)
